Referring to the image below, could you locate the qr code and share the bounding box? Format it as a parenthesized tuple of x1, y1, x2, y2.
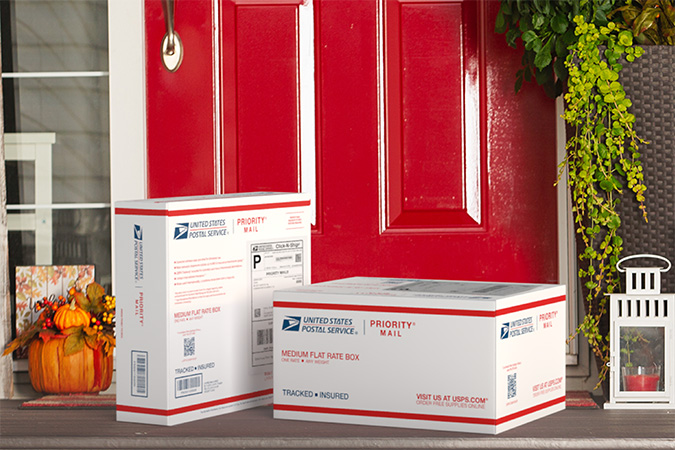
(183, 336, 195, 357)
(507, 373, 517, 399)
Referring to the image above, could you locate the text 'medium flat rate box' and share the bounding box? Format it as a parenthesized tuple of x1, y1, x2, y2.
(273, 277, 566, 434)
(115, 192, 311, 425)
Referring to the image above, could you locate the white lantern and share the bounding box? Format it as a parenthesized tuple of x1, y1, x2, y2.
(605, 254, 675, 409)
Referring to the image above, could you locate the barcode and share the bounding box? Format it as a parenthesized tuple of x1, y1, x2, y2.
(177, 376, 201, 391)
(183, 336, 195, 357)
(508, 373, 517, 399)
(175, 373, 203, 398)
(257, 328, 273, 345)
(137, 357, 146, 393)
(132, 351, 148, 397)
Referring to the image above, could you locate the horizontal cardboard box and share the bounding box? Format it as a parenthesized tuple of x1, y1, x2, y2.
(273, 277, 566, 434)
(115, 192, 311, 425)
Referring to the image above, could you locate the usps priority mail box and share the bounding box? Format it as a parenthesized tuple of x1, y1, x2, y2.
(115, 193, 311, 425)
(273, 277, 566, 434)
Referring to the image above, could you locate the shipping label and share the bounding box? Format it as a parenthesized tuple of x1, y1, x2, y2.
(251, 239, 305, 366)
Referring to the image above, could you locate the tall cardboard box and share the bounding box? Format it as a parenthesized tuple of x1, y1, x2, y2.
(273, 277, 566, 434)
(115, 193, 311, 425)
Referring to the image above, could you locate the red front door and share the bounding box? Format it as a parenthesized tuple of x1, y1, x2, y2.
(144, 0, 559, 284)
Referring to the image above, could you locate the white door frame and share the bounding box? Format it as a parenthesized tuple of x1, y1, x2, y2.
(108, 0, 147, 205)
(107, 0, 583, 372)
(108, 0, 147, 294)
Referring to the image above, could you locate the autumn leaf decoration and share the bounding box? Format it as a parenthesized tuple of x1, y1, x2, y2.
(2, 282, 116, 358)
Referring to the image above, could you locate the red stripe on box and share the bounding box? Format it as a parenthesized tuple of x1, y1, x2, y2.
(496, 396, 566, 424)
(115, 200, 311, 217)
(116, 389, 272, 416)
(495, 296, 566, 316)
(274, 301, 493, 317)
(274, 403, 494, 425)
(274, 396, 565, 426)
(274, 295, 565, 318)
(115, 208, 167, 216)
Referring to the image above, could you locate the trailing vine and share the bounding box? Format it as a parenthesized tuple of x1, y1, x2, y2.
(495, 0, 618, 97)
(561, 15, 648, 385)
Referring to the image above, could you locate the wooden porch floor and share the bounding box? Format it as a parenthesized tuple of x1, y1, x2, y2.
(1, 400, 674, 449)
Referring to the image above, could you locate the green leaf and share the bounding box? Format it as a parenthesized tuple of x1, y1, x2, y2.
(534, 48, 552, 69)
(506, 29, 520, 48)
(522, 30, 537, 43)
(600, 180, 614, 192)
(61, 325, 84, 336)
(595, 8, 608, 24)
(533, 0, 548, 14)
(520, 14, 535, 33)
(618, 29, 634, 46)
(560, 27, 577, 50)
(534, 65, 551, 85)
(74, 291, 91, 311)
(495, 10, 507, 34)
(614, 163, 626, 176)
(553, 57, 568, 82)
(87, 282, 105, 305)
(530, 36, 543, 53)
(64, 332, 86, 356)
(555, 36, 568, 58)
(551, 14, 569, 34)
(501, 1, 512, 15)
(611, 176, 623, 190)
(532, 12, 547, 29)
(515, 72, 524, 93)
(608, 215, 621, 230)
(534, 38, 553, 69)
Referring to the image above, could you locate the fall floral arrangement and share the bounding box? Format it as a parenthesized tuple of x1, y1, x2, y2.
(3, 282, 116, 358)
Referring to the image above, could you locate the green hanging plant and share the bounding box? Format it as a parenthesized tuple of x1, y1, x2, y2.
(495, 0, 618, 97)
(560, 15, 648, 387)
(495, 0, 675, 392)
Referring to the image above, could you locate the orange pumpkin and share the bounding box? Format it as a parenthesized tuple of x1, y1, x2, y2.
(27, 337, 113, 394)
(53, 301, 90, 331)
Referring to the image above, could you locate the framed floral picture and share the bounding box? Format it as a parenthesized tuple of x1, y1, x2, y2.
(14, 265, 95, 359)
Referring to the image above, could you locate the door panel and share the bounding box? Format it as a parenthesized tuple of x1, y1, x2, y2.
(310, 0, 558, 283)
(385, 0, 481, 229)
(145, 0, 559, 285)
(221, 1, 302, 193)
(145, 0, 217, 198)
